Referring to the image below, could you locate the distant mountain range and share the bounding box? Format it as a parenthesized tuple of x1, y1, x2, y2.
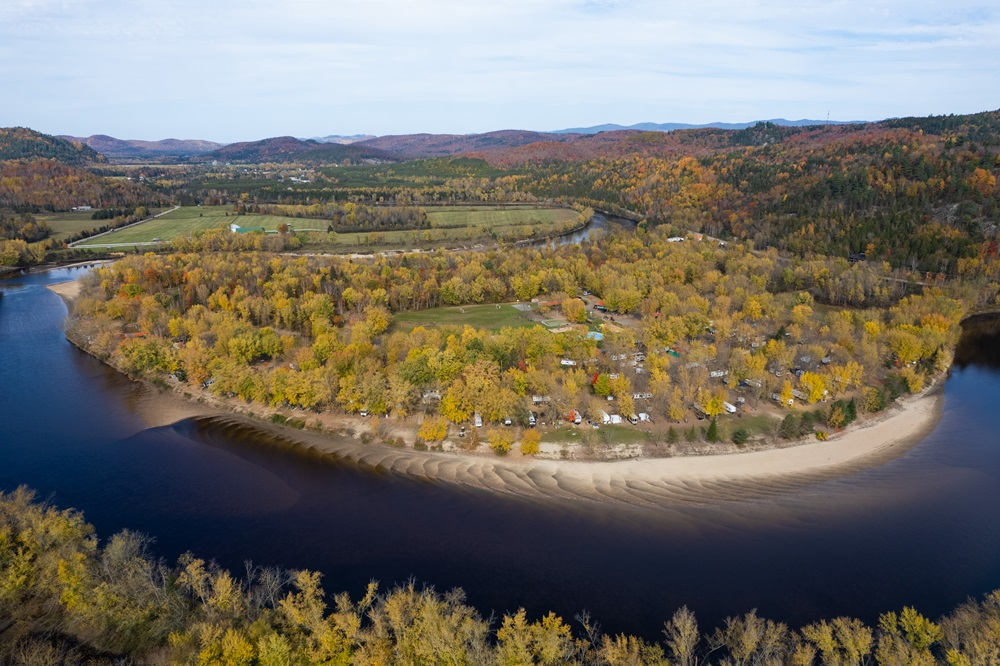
(552, 119, 866, 134)
(309, 134, 377, 144)
(351, 130, 579, 159)
(58, 134, 223, 160)
(29, 118, 879, 164)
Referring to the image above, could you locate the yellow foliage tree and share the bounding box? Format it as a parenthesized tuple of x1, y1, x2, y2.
(520, 429, 541, 456)
(799, 372, 827, 404)
(417, 416, 448, 442)
(488, 428, 514, 456)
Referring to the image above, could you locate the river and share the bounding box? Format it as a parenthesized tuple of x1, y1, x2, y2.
(2, 265, 1000, 638)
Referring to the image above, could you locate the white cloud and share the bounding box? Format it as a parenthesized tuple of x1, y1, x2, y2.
(0, 0, 996, 139)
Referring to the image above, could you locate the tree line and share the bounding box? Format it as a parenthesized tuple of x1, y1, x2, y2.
(2, 486, 999, 665)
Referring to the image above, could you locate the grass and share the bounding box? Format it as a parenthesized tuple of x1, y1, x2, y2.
(392, 303, 538, 332)
(73, 204, 582, 250)
(38, 209, 162, 242)
(542, 424, 649, 445)
(74, 206, 314, 247)
(425, 206, 578, 230)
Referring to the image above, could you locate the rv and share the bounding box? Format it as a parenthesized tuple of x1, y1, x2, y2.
(474, 412, 483, 427)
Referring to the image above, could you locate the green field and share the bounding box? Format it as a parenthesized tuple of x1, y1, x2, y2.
(38, 209, 161, 242)
(392, 303, 537, 332)
(71, 204, 582, 250)
(425, 206, 578, 230)
(74, 206, 315, 247)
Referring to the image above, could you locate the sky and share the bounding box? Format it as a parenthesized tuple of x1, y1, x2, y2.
(1, 0, 997, 142)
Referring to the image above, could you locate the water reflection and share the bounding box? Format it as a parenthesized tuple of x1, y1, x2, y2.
(3, 266, 1000, 638)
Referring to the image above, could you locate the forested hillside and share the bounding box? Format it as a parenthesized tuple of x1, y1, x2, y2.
(0, 126, 103, 164)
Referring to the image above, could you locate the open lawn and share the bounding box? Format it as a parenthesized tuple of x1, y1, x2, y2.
(392, 303, 538, 332)
(74, 206, 314, 247)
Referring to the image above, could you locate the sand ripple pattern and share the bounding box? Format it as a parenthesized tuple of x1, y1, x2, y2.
(179, 390, 942, 509)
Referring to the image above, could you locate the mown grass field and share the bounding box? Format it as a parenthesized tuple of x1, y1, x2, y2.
(38, 209, 163, 242)
(392, 303, 537, 332)
(72, 204, 582, 249)
(74, 206, 315, 247)
(425, 206, 578, 230)
(303, 206, 582, 252)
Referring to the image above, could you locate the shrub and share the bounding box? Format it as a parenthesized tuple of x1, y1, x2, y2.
(731, 428, 750, 446)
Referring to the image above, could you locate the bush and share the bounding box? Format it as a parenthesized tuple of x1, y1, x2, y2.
(731, 428, 750, 446)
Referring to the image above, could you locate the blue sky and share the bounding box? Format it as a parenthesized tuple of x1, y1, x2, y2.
(1, 0, 997, 142)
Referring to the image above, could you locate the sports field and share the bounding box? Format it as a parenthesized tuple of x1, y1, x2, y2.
(392, 303, 538, 332)
(74, 206, 316, 247)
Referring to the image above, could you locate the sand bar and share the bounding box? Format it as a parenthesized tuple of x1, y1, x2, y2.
(48, 279, 81, 301)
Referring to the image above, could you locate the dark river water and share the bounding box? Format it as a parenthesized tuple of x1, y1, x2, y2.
(3, 266, 1000, 638)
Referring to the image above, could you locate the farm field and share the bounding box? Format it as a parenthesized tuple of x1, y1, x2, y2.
(37, 209, 164, 242)
(425, 206, 578, 230)
(392, 303, 538, 332)
(306, 205, 585, 251)
(73, 205, 583, 249)
(73, 206, 316, 247)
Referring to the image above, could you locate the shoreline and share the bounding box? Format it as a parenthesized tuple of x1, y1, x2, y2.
(47, 277, 946, 506)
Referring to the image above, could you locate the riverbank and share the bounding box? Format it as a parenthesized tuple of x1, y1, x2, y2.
(48, 276, 946, 506)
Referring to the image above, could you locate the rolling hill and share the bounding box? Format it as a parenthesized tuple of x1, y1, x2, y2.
(0, 127, 104, 164)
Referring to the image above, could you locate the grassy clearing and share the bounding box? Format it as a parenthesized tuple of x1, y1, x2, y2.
(542, 424, 649, 445)
(74, 206, 312, 246)
(729, 413, 781, 436)
(392, 304, 538, 332)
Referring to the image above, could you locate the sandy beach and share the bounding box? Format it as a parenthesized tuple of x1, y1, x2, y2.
(48, 279, 81, 300)
(49, 275, 946, 506)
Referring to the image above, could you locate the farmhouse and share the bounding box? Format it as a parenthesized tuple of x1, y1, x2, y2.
(229, 224, 266, 234)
